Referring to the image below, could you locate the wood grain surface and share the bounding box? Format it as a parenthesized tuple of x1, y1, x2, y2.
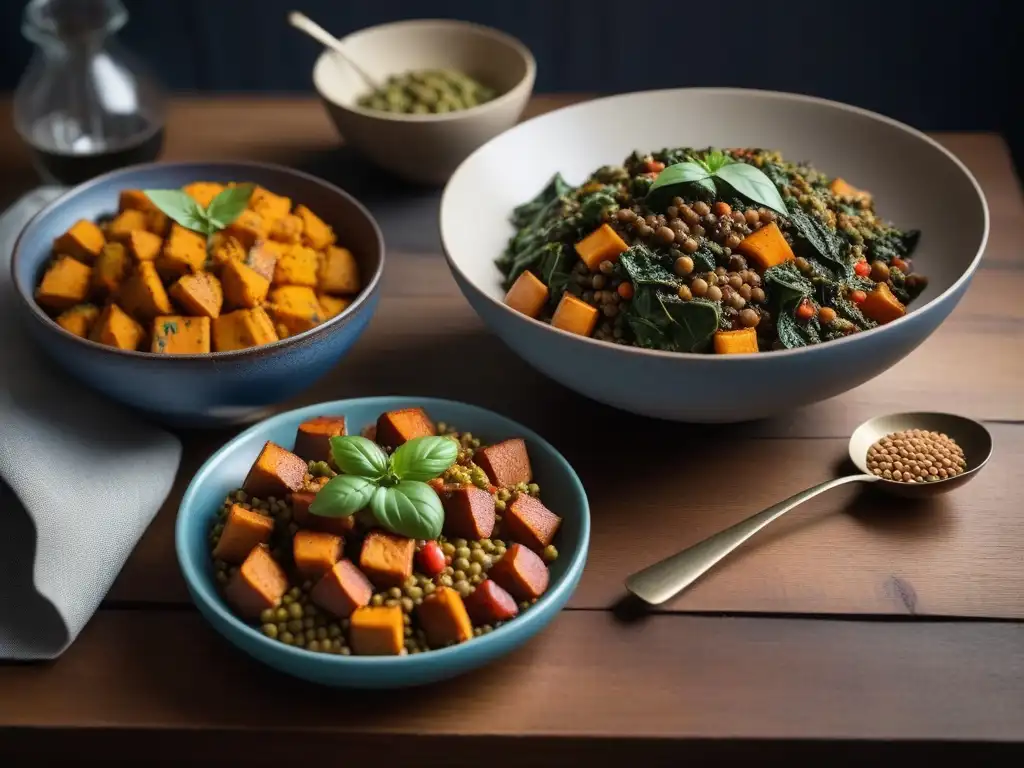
(1, 96, 1022, 762)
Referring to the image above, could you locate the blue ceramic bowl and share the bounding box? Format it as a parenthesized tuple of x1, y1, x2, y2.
(10, 162, 385, 427)
(175, 396, 590, 688)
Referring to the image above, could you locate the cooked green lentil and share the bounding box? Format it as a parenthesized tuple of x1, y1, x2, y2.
(357, 69, 497, 115)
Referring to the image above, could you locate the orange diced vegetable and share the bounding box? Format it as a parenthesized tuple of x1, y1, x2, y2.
(860, 282, 906, 325)
(713, 328, 759, 354)
(183, 182, 225, 208)
(223, 544, 288, 619)
(272, 245, 319, 287)
(91, 242, 130, 297)
(169, 271, 223, 319)
(317, 293, 350, 320)
(375, 407, 436, 448)
(119, 261, 173, 321)
(574, 223, 628, 271)
(416, 586, 473, 648)
(735, 222, 795, 271)
(156, 224, 206, 280)
(293, 415, 347, 463)
(474, 438, 532, 487)
(106, 209, 149, 242)
(35, 255, 91, 311)
(226, 209, 268, 250)
(151, 315, 211, 354)
(441, 486, 496, 540)
(248, 186, 292, 224)
(242, 441, 308, 498)
(55, 304, 100, 339)
(269, 285, 322, 334)
(127, 229, 162, 262)
(359, 530, 416, 588)
(503, 270, 549, 318)
(293, 530, 345, 580)
(550, 293, 599, 337)
(211, 307, 279, 351)
(829, 178, 872, 202)
(318, 245, 361, 295)
(295, 204, 335, 250)
(245, 241, 282, 281)
(212, 504, 274, 564)
(349, 605, 404, 656)
(464, 579, 519, 625)
(489, 543, 549, 601)
(503, 493, 561, 553)
(221, 258, 270, 309)
(311, 559, 374, 619)
(88, 304, 144, 350)
(53, 219, 105, 264)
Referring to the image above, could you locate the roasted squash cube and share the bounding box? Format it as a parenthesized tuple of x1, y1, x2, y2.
(36, 255, 92, 312)
(212, 307, 279, 351)
(463, 579, 519, 626)
(226, 209, 268, 250)
(317, 293, 351, 320)
(291, 489, 356, 536)
(574, 223, 628, 271)
(441, 486, 496, 540)
(119, 261, 173, 321)
(182, 181, 225, 208)
(55, 304, 100, 339)
(317, 245, 360, 295)
(246, 240, 283, 281)
(151, 315, 211, 354)
(860, 282, 906, 325)
(107, 209, 150, 243)
(91, 242, 131, 298)
(489, 543, 549, 601)
(53, 219, 105, 264)
(503, 493, 561, 553)
(475, 438, 532, 487)
(269, 285, 322, 334)
(714, 328, 759, 354)
(417, 586, 473, 648)
(551, 293, 598, 337)
(293, 530, 345, 580)
(243, 441, 307, 498)
(295, 204, 335, 249)
(208, 233, 247, 272)
(311, 559, 374, 619)
(375, 407, 436, 448)
(221, 258, 270, 309)
(273, 244, 319, 287)
(224, 544, 288, 619)
(169, 271, 223, 319)
(156, 224, 207, 280)
(736, 222, 795, 271)
(359, 530, 416, 589)
(829, 177, 871, 202)
(349, 606, 404, 655)
(127, 229, 162, 262)
(504, 270, 549, 318)
(118, 189, 156, 213)
(294, 415, 347, 463)
(268, 213, 303, 243)
(249, 186, 292, 224)
(212, 504, 274, 564)
(88, 303, 144, 350)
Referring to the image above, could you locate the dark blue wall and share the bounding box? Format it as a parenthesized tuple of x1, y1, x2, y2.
(1, 0, 1022, 169)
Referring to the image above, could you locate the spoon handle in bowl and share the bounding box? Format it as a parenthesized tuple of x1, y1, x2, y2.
(625, 473, 878, 605)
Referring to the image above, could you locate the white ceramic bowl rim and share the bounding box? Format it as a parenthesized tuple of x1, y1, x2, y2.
(440, 87, 991, 361)
(312, 18, 537, 123)
(176, 396, 591, 669)
(10, 160, 386, 362)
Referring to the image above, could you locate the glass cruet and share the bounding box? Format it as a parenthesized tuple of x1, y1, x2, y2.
(13, 0, 167, 186)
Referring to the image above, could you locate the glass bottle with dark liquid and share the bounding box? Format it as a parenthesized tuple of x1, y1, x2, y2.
(13, 0, 167, 186)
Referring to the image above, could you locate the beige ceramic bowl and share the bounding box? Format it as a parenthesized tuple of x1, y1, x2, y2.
(312, 19, 536, 185)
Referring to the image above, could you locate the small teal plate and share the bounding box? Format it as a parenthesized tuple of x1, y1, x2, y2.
(175, 396, 590, 688)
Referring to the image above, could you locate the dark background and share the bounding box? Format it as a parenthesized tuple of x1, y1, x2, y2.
(1, 0, 1022, 171)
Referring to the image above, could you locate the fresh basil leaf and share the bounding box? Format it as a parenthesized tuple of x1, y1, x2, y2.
(703, 149, 734, 174)
(143, 190, 207, 232)
(369, 481, 444, 540)
(645, 161, 715, 211)
(714, 162, 788, 216)
(309, 474, 378, 518)
(390, 435, 459, 482)
(619, 244, 680, 289)
(329, 435, 389, 479)
(787, 207, 849, 277)
(660, 294, 720, 353)
(205, 183, 255, 229)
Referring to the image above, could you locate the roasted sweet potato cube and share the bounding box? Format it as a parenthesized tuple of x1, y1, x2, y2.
(349, 606, 404, 656)
(91, 242, 131, 297)
(489, 543, 549, 601)
(551, 293, 599, 337)
(169, 271, 223, 319)
(55, 304, 100, 339)
(118, 260, 173, 321)
(107, 209, 149, 242)
(860, 282, 906, 325)
(208, 233, 246, 272)
(183, 181, 225, 208)
(293, 530, 345, 580)
(269, 285, 322, 334)
(221, 258, 270, 309)
(118, 189, 156, 213)
(224, 544, 288, 619)
(463, 579, 519, 625)
(736, 222, 795, 272)
(243, 441, 307, 499)
(272, 244, 319, 287)
(503, 270, 549, 318)
(36, 255, 91, 311)
(88, 303, 144, 350)
(268, 213, 303, 243)
(318, 245, 360, 295)
(294, 416, 347, 463)
(226, 209, 268, 250)
(318, 293, 351, 320)
(441, 486, 495, 540)
(212, 504, 274, 564)
(212, 307, 279, 351)
(245, 241, 282, 281)
(359, 530, 416, 588)
(156, 224, 207, 280)
(249, 186, 292, 225)
(311, 559, 373, 619)
(475, 438, 532, 488)
(295, 204, 335, 249)
(127, 229, 162, 262)
(151, 315, 211, 354)
(503, 493, 562, 552)
(574, 223, 628, 271)
(375, 407, 436, 448)
(291, 490, 356, 536)
(54, 219, 105, 264)
(417, 586, 473, 648)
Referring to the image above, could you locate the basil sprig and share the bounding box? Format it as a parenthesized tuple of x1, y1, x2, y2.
(646, 150, 788, 216)
(310, 434, 458, 540)
(143, 183, 255, 238)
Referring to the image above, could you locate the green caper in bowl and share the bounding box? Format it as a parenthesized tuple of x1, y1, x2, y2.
(357, 69, 497, 115)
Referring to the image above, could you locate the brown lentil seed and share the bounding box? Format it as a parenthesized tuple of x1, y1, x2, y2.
(674, 255, 695, 275)
(866, 429, 967, 483)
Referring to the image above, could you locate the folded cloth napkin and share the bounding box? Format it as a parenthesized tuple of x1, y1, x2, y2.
(0, 188, 182, 660)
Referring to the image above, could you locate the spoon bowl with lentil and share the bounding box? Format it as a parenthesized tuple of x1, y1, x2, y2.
(625, 411, 992, 605)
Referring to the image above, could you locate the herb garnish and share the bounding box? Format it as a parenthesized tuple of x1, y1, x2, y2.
(646, 150, 788, 216)
(310, 434, 458, 540)
(143, 184, 256, 238)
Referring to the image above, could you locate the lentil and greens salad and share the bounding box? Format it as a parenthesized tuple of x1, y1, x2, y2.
(498, 148, 928, 353)
(210, 406, 560, 656)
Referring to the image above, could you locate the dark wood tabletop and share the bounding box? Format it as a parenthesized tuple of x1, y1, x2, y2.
(1, 96, 1023, 766)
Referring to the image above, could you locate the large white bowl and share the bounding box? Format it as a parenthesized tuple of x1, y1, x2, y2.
(440, 88, 989, 423)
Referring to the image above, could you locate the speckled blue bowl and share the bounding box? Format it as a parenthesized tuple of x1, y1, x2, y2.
(10, 162, 385, 427)
(176, 397, 590, 688)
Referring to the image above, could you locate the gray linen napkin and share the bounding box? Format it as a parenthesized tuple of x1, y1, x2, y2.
(0, 188, 182, 659)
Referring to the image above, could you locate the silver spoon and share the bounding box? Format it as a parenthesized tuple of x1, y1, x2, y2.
(288, 11, 381, 92)
(625, 412, 993, 605)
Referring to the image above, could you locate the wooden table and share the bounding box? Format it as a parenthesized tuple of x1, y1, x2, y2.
(1, 97, 1023, 765)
